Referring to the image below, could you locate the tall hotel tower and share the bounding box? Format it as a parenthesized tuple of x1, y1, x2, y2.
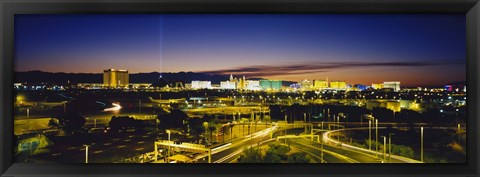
(103, 69, 129, 88)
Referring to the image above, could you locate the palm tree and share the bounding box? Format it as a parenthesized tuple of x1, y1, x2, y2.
(55, 112, 86, 135)
(187, 117, 205, 143)
(203, 122, 209, 141)
(208, 122, 217, 142)
(229, 123, 235, 140)
(191, 124, 205, 144)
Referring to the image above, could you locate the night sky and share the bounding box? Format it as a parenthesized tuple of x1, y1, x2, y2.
(14, 14, 466, 86)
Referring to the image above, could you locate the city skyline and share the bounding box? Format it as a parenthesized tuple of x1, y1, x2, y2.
(14, 14, 466, 86)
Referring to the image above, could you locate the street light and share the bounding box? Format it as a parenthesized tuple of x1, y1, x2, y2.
(382, 136, 386, 162)
(224, 125, 228, 142)
(252, 111, 257, 132)
(84, 144, 89, 163)
(229, 122, 233, 140)
(26, 108, 30, 131)
(167, 130, 171, 159)
(284, 115, 287, 144)
(375, 119, 379, 156)
(303, 113, 307, 133)
(420, 127, 424, 162)
(389, 133, 395, 163)
(360, 113, 363, 124)
(63, 101, 67, 114)
(139, 100, 142, 114)
(321, 121, 324, 163)
(368, 120, 372, 151)
(332, 115, 336, 128)
(203, 122, 209, 142)
(205, 93, 208, 104)
(338, 113, 343, 125)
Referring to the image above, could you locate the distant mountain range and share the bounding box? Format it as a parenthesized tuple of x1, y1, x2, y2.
(14, 70, 270, 85)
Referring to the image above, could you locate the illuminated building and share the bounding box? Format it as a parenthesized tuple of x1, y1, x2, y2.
(191, 81, 212, 89)
(444, 85, 453, 92)
(235, 76, 246, 90)
(150, 75, 170, 89)
(444, 82, 466, 92)
(409, 102, 421, 111)
(330, 81, 347, 89)
(77, 83, 104, 89)
(241, 76, 246, 89)
(226, 74, 246, 89)
(313, 80, 328, 89)
(103, 69, 129, 88)
(300, 79, 312, 90)
(354, 84, 367, 91)
(245, 80, 261, 91)
(131, 83, 153, 89)
(290, 83, 301, 89)
(220, 81, 236, 89)
(260, 80, 282, 90)
(271, 80, 282, 90)
(260, 80, 271, 90)
(366, 100, 401, 112)
(383, 81, 401, 92)
(372, 83, 384, 89)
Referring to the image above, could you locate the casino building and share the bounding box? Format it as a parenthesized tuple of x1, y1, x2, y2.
(103, 69, 129, 88)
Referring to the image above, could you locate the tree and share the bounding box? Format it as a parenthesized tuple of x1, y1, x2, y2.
(208, 120, 217, 142)
(263, 149, 282, 163)
(237, 146, 263, 163)
(267, 142, 290, 160)
(372, 107, 394, 122)
(263, 144, 286, 163)
(391, 144, 415, 159)
(287, 152, 311, 163)
(55, 112, 86, 134)
(229, 123, 235, 140)
(188, 118, 206, 143)
(48, 118, 59, 128)
(200, 114, 216, 142)
(396, 109, 421, 123)
(157, 109, 189, 129)
(109, 116, 144, 132)
(269, 105, 284, 121)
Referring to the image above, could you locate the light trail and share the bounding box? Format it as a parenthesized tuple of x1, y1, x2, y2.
(214, 139, 276, 163)
(103, 103, 122, 112)
(214, 148, 244, 163)
(212, 126, 277, 163)
(211, 143, 232, 153)
(288, 138, 358, 163)
(323, 127, 423, 163)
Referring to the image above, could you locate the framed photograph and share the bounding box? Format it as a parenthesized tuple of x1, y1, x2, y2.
(1, 0, 479, 177)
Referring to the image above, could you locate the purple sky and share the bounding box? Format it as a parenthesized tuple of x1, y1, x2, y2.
(14, 14, 466, 86)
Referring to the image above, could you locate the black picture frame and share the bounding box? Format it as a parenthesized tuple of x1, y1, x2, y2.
(1, 0, 479, 177)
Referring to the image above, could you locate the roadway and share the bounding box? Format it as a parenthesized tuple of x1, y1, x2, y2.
(27, 131, 157, 163)
(265, 123, 423, 163)
(197, 126, 276, 163)
(322, 127, 423, 163)
(286, 138, 378, 163)
(207, 124, 450, 163)
(196, 124, 379, 163)
(286, 138, 355, 163)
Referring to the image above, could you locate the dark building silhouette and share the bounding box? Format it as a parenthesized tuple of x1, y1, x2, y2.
(149, 75, 170, 88)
